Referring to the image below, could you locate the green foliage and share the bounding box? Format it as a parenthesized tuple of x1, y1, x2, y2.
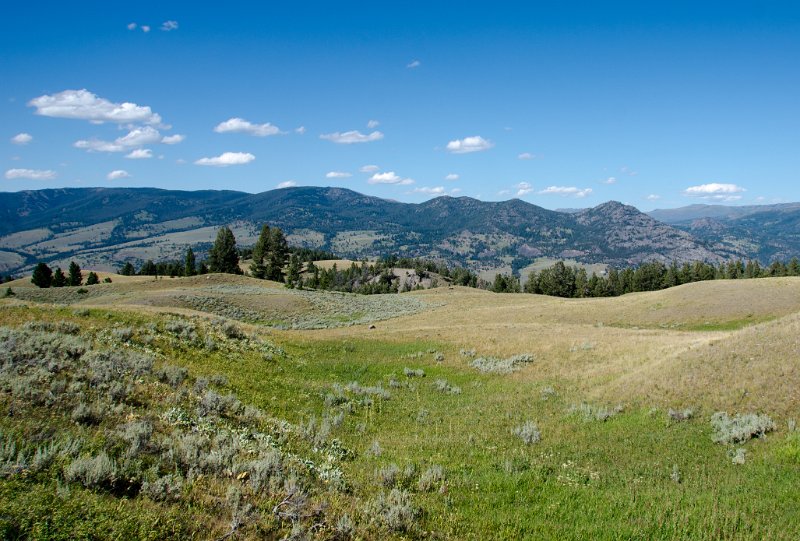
(67, 261, 82, 287)
(184, 247, 196, 277)
(711, 412, 776, 444)
(52, 267, 67, 287)
(31, 262, 53, 288)
(85, 272, 99, 285)
(208, 226, 241, 274)
(119, 262, 136, 276)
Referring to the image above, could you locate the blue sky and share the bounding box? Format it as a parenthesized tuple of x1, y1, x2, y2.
(2, 1, 799, 210)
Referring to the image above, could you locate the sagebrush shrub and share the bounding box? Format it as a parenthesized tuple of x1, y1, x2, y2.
(366, 488, 418, 532)
(142, 473, 184, 502)
(403, 367, 425, 378)
(470, 354, 534, 374)
(157, 365, 188, 388)
(513, 421, 541, 445)
(65, 452, 117, 489)
(417, 465, 445, 492)
(668, 408, 694, 422)
(711, 412, 776, 444)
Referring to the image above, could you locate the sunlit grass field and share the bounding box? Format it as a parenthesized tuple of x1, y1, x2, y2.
(2, 275, 800, 539)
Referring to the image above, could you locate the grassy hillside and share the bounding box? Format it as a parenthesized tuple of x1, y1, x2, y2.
(2, 276, 800, 539)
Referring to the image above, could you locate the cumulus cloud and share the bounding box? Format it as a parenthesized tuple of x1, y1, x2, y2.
(497, 189, 511, 196)
(295, 126, 306, 134)
(194, 151, 255, 166)
(367, 119, 380, 129)
(539, 186, 593, 198)
(5, 168, 57, 180)
(518, 152, 534, 160)
(125, 148, 153, 159)
(683, 183, 745, 200)
(127, 22, 137, 30)
(602, 177, 617, 184)
(29, 89, 162, 125)
(161, 134, 185, 144)
(277, 180, 297, 188)
(359, 164, 379, 173)
(516, 182, 534, 197)
(412, 186, 446, 195)
(407, 60, 421, 68)
(214, 117, 281, 137)
(368, 171, 414, 185)
(445, 173, 459, 181)
(142, 25, 151, 33)
(75, 126, 162, 153)
(446, 135, 493, 154)
(161, 20, 179, 31)
(326, 171, 352, 178)
(320, 130, 384, 144)
(11, 133, 33, 145)
(107, 169, 131, 180)
(646, 194, 661, 201)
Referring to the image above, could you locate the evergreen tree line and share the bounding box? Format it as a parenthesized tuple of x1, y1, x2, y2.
(489, 258, 800, 297)
(30, 261, 104, 289)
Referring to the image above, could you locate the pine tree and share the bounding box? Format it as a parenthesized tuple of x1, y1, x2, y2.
(286, 254, 302, 288)
(250, 224, 271, 278)
(266, 227, 288, 281)
(52, 267, 67, 287)
(31, 262, 53, 288)
(184, 247, 197, 277)
(139, 260, 157, 276)
(208, 226, 241, 274)
(85, 271, 100, 285)
(68, 261, 82, 286)
(119, 262, 136, 276)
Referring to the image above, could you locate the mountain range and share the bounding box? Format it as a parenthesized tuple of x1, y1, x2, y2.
(1, 186, 797, 275)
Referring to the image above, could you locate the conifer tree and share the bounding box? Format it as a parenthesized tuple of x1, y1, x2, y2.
(250, 224, 270, 279)
(208, 226, 241, 274)
(266, 227, 288, 281)
(85, 271, 100, 285)
(31, 262, 53, 288)
(52, 267, 67, 287)
(184, 247, 197, 276)
(68, 261, 82, 286)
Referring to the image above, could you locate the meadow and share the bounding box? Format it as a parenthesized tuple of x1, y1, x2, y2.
(2, 274, 800, 539)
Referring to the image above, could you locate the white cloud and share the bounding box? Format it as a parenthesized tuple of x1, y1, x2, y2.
(539, 186, 593, 198)
(29, 89, 162, 125)
(295, 126, 306, 134)
(125, 148, 153, 159)
(497, 189, 511, 196)
(368, 171, 414, 185)
(277, 180, 297, 188)
(141, 25, 151, 33)
(516, 182, 534, 197)
(107, 169, 131, 180)
(214, 117, 281, 137)
(412, 186, 446, 195)
(127, 22, 137, 30)
(620, 166, 638, 176)
(5, 168, 57, 180)
(161, 134, 185, 144)
(75, 126, 162, 153)
(518, 152, 534, 160)
(445, 173, 459, 181)
(446, 135, 493, 154)
(194, 151, 255, 166)
(367, 119, 380, 129)
(646, 194, 661, 201)
(407, 60, 421, 69)
(11, 133, 32, 145)
(683, 183, 745, 201)
(359, 164, 379, 173)
(326, 171, 352, 178)
(602, 177, 617, 184)
(320, 130, 384, 144)
(161, 20, 179, 31)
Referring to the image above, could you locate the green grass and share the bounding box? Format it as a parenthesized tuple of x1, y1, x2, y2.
(2, 304, 800, 539)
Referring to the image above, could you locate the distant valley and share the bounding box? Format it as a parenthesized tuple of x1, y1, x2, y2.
(1, 186, 798, 275)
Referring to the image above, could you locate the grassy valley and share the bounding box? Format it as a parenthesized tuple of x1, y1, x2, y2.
(2, 274, 800, 539)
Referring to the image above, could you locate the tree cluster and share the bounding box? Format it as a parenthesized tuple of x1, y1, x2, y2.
(30, 261, 105, 289)
(504, 257, 800, 298)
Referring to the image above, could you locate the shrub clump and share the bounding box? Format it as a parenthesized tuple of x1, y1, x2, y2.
(570, 402, 624, 422)
(668, 408, 694, 422)
(512, 421, 541, 445)
(711, 412, 776, 444)
(433, 379, 461, 395)
(470, 354, 534, 374)
(417, 465, 445, 492)
(64, 452, 117, 489)
(365, 488, 419, 533)
(403, 367, 425, 378)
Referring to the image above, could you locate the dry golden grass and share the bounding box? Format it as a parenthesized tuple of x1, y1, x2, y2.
(7, 273, 800, 414)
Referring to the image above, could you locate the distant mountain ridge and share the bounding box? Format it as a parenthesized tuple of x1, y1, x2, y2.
(0, 186, 796, 275)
